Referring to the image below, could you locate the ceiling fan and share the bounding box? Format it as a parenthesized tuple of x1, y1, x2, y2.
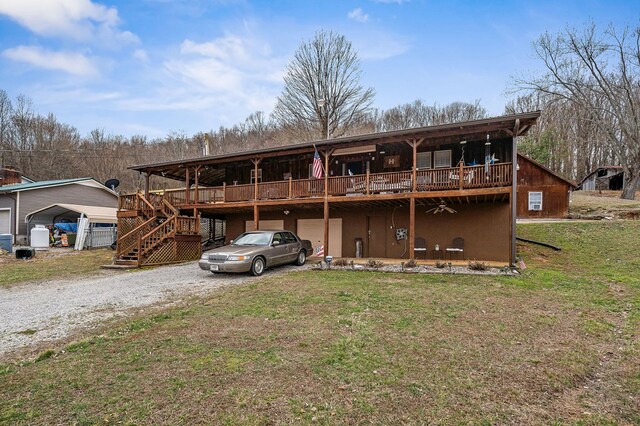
(426, 199, 457, 214)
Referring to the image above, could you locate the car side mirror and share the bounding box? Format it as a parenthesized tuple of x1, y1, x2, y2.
(272, 240, 281, 246)
(230, 240, 234, 244)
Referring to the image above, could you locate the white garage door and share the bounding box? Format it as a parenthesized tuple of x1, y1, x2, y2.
(245, 220, 284, 232)
(297, 218, 342, 257)
(0, 209, 11, 235)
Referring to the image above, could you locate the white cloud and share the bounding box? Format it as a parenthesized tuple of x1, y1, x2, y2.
(348, 8, 369, 23)
(352, 32, 410, 60)
(133, 49, 149, 61)
(371, 0, 409, 3)
(2, 45, 99, 76)
(0, 0, 138, 46)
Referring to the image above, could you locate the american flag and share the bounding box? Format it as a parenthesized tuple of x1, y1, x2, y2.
(312, 150, 323, 179)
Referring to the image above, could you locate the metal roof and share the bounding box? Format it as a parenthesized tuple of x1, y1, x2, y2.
(0, 178, 115, 194)
(25, 203, 118, 224)
(130, 111, 541, 174)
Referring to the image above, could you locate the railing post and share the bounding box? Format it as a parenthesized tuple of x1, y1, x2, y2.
(289, 177, 293, 198)
(459, 162, 464, 190)
(222, 182, 226, 202)
(366, 169, 370, 195)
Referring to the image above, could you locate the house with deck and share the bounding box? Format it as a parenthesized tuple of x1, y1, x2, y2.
(115, 112, 540, 267)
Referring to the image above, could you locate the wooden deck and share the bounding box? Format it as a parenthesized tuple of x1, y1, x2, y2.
(121, 163, 512, 210)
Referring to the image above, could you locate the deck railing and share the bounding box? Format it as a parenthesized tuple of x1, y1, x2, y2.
(122, 163, 512, 208)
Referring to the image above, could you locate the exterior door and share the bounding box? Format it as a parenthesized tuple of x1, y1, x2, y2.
(296, 218, 342, 257)
(367, 215, 387, 258)
(0, 209, 10, 235)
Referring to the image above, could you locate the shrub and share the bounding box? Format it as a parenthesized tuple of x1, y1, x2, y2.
(333, 258, 349, 267)
(434, 260, 447, 269)
(405, 258, 418, 268)
(468, 260, 488, 271)
(366, 258, 385, 269)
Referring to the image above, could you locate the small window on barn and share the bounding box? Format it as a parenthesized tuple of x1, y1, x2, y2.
(434, 150, 451, 168)
(416, 152, 431, 169)
(250, 168, 262, 183)
(528, 191, 543, 211)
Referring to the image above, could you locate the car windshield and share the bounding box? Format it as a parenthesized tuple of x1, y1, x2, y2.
(232, 232, 271, 246)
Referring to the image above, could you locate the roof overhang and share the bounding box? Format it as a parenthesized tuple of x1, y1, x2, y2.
(25, 203, 118, 224)
(130, 111, 541, 184)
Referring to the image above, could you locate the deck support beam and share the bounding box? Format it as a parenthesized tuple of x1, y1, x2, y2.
(194, 165, 200, 205)
(253, 204, 259, 231)
(510, 119, 520, 266)
(322, 149, 333, 259)
(144, 172, 150, 199)
(185, 167, 190, 205)
(252, 158, 262, 201)
(406, 138, 423, 192)
(409, 197, 415, 258)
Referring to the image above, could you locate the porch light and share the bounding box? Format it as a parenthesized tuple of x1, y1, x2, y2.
(283, 210, 290, 215)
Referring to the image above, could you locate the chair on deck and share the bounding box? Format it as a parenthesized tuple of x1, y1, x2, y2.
(414, 237, 427, 260)
(446, 237, 464, 260)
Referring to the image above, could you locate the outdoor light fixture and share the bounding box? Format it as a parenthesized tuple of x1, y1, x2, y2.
(283, 210, 290, 215)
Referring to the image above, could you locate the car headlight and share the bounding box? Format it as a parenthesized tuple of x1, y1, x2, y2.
(201, 254, 209, 259)
(227, 255, 247, 261)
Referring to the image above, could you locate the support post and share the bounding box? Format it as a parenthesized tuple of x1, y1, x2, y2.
(323, 199, 329, 259)
(144, 172, 150, 199)
(511, 119, 520, 266)
(366, 169, 370, 195)
(409, 197, 415, 259)
(252, 158, 261, 200)
(194, 165, 200, 204)
(288, 176, 293, 198)
(254, 204, 259, 231)
(222, 182, 226, 202)
(185, 167, 190, 205)
(323, 150, 330, 198)
(406, 138, 423, 192)
(459, 161, 464, 190)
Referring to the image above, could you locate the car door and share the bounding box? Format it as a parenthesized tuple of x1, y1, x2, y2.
(269, 232, 289, 265)
(283, 231, 301, 262)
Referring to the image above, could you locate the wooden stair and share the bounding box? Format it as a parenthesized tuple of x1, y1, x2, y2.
(115, 193, 202, 267)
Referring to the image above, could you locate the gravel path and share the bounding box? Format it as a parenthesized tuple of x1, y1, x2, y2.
(0, 262, 301, 358)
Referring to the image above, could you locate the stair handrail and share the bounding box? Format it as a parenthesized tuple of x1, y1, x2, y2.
(137, 193, 156, 218)
(116, 216, 157, 258)
(139, 216, 177, 258)
(161, 198, 178, 217)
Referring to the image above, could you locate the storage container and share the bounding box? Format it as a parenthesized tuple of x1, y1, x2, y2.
(0, 233, 12, 253)
(30, 225, 50, 248)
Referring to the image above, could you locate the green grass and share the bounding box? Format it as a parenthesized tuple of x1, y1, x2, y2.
(0, 249, 114, 287)
(0, 222, 639, 424)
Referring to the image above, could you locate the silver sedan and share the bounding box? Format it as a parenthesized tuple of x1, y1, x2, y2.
(199, 230, 313, 276)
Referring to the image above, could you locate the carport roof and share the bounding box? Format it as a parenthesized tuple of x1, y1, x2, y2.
(25, 203, 118, 224)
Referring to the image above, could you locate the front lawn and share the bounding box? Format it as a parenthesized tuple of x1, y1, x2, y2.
(1, 222, 638, 424)
(0, 248, 114, 288)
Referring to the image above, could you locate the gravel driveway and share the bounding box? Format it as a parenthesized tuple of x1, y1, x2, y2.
(0, 262, 302, 358)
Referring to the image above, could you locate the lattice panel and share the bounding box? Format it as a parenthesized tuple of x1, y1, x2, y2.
(140, 237, 201, 266)
(141, 240, 176, 266)
(175, 239, 202, 261)
(200, 218, 226, 240)
(118, 217, 141, 236)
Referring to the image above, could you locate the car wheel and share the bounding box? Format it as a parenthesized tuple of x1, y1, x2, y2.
(295, 250, 306, 266)
(250, 257, 265, 276)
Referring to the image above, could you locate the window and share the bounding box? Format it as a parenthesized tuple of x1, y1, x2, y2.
(416, 152, 431, 169)
(250, 168, 262, 183)
(308, 163, 314, 178)
(434, 150, 452, 168)
(283, 232, 297, 244)
(528, 191, 543, 211)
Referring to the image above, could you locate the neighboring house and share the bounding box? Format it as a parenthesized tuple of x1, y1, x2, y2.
(115, 112, 540, 266)
(516, 154, 577, 219)
(0, 173, 118, 244)
(579, 166, 624, 191)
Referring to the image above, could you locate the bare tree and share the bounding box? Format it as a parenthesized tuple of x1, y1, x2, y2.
(375, 99, 487, 132)
(515, 23, 640, 199)
(271, 30, 375, 141)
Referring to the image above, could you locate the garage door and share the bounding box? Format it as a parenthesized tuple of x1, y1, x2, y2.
(245, 220, 284, 232)
(297, 218, 342, 257)
(0, 209, 11, 235)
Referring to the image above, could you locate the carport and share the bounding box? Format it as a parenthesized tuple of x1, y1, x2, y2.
(25, 203, 117, 248)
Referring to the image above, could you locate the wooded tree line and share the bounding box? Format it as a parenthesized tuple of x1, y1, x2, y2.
(1, 24, 638, 198)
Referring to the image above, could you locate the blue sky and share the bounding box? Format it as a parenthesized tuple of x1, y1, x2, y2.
(0, 0, 637, 138)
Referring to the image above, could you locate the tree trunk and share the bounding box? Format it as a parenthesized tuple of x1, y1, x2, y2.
(621, 168, 639, 200)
